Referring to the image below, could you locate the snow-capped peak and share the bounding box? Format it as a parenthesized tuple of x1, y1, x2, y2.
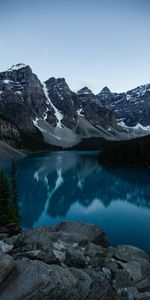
(126, 84, 150, 99)
(98, 86, 111, 96)
(8, 63, 29, 71)
(77, 87, 93, 95)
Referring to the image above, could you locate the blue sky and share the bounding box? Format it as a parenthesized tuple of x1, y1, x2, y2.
(0, 0, 150, 93)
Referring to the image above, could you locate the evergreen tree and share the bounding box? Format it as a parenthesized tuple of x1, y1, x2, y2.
(10, 161, 20, 227)
(0, 163, 20, 228)
(0, 169, 10, 226)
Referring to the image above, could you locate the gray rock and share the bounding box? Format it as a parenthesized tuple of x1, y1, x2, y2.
(86, 243, 107, 266)
(118, 287, 141, 300)
(117, 288, 135, 300)
(72, 242, 79, 249)
(51, 221, 108, 247)
(70, 268, 92, 299)
(118, 258, 150, 281)
(113, 270, 132, 289)
(52, 241, 65, 251)
(139, 292, 150, 299)
(52, 249, 66, 264)
(0, 222, 150, 300)
(134, 277, 150, 291)
(86, 267, 119, 300)
(0, 259, 90, 300)
(9, 227, 56, 253)
(102, 267, 112, 281)
(114, 245, 149, 262)
(14, 249, 59, 265)
(0, 241, 13, 253)
(65, 247, 86, 268)
(0, 233, 9, 240)
(103, 257, 120, 276)
(0, 252, 15, 284)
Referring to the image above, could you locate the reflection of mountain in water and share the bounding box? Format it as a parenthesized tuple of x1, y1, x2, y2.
(17, 152, 150, 228)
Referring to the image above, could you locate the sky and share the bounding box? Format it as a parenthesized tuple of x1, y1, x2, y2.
(0, 0, 150, 93)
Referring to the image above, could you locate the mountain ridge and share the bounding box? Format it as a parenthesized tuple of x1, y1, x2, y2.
(0, 63, 150, 152)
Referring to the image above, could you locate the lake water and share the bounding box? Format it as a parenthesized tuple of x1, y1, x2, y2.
(1, 151, 150, 254)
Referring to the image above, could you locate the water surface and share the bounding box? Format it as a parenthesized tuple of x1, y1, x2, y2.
(1, 151, 150, 255)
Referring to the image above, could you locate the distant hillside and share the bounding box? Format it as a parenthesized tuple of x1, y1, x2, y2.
(98, 135, 150, 168)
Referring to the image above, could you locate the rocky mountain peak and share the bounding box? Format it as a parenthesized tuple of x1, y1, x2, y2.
(126, 83, 150, 99)
(97, 86, 113, 108)
(77, 87, 93, 95)
(0, 63, 35, 85)
(45, 77, 69, 88)
(98, 86, 112, 97)
(7, 63, 29, 71)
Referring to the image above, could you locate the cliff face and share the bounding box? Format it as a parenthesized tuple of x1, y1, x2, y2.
(0, 116, 21, 148)
(0, 64, 48, 132)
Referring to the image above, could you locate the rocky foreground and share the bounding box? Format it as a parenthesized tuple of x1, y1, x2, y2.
(0, 222, 150, 300)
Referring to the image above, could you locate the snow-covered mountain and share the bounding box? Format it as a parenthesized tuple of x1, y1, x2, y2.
(97, 84, 150, 128)
(0, 64, 117, 149)
(0, 63, 150, 151)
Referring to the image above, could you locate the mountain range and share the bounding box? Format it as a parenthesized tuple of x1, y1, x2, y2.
(0, 63, 150, 152)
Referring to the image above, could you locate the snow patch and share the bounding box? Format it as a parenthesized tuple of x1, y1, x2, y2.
(3, 79, 12, 84)
(80, 91, 91, 95)
(126, 94, 132, 101)
(57, 92, 64, 100)
(133, 123, 150, 131)
(43, 82, 63, 128)
(15, 91, 22, 95)
(77, 108, 84, 116)
(8, 64, 28, 71)
(118, 121, 150, 131)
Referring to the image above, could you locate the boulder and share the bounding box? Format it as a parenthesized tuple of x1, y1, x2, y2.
(0, 241, 13, 253)
(65, 247, 86, 268)
(51, 221, 108, 247)
(0, 259, 91, 300)
(0, 252, 15, 284)
(113, 270, 132, 289)
(85, 243, 107, 267)
(85, 266, 119, 300)
(114, 245, 149, 263)
(118, 259, 150, 282)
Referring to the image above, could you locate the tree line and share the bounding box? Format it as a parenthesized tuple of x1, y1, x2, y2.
(99, 135, 150, 168)
(0, 161, 20, 228)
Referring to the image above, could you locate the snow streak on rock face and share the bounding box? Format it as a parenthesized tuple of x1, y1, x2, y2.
(43, 82, 63, 128)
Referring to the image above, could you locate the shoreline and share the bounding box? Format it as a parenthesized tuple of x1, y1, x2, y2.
(0, 221, 150, 300)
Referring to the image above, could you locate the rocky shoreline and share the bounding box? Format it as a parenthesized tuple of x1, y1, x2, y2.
(0, 221, 150, 300)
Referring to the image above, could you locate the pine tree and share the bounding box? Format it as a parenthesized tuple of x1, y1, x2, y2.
(0, 169, 10, 226)
(10, 161, 20, 227)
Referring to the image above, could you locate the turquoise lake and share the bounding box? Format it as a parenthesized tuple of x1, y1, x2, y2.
(1, 151, 150, 254)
